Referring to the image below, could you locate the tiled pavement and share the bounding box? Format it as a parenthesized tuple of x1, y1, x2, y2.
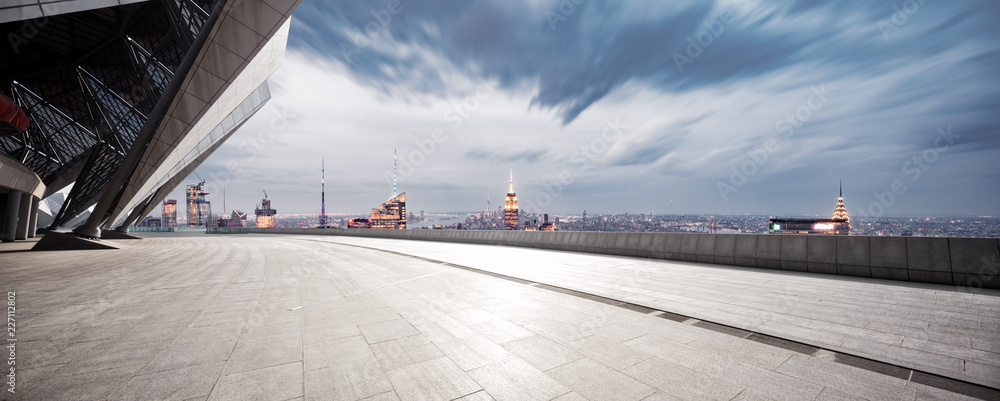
(0, 233, 997, 400)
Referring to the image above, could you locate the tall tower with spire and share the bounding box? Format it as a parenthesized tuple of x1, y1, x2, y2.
(392, 148, 397, 198)
(504, 169, 519, 230)
(831, 180, 851, 234)
(319, 158, 327, 228)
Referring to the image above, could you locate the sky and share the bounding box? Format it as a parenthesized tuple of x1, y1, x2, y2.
(168, 0, 1000, 218)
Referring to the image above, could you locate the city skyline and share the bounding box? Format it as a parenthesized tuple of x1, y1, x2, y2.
(163, 1, 999, 218)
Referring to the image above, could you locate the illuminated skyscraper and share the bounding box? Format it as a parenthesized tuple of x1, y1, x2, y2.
(162, 199, 177, 228)
(185, 182, 211, 227)
(255, 192, 276, 228)
(370, 193, 406, 229)
(831, 181, 851, 234)
(504, 169, 519, 230)
(319, 158, 328, 228)
(770, 182, 851, 235)
(350, 152, 406, 229)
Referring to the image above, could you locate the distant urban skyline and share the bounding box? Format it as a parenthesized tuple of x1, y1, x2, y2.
(163, 1, 998, 218)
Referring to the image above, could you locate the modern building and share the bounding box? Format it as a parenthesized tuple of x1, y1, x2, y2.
(255, 192, 276, 228)
(371, 193, 406, 229)
(229, 210, 247, 228)
(162, 199, 177, 227)
(504, 169, 519, 230)
(185, 182, 211, 227)
(0, 0, 303, 240)
(770, 183, 851, 235)
(347, 193, 407, 230)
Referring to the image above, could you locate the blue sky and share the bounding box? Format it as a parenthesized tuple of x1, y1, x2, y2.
(174, 0, 1000, 218)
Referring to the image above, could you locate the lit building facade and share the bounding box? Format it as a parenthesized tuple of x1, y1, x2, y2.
(186, 182, 211, 227)
(371, 193, 406, 229)
(161, 199, 177, 228)
(770, 183, 851, 235)
(347, 218, 371, 229)
(255, 193, 276, 228)
(504, 170, 519, 230)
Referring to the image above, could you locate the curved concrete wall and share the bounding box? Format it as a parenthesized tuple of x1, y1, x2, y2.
(208, 228, 1000, 290)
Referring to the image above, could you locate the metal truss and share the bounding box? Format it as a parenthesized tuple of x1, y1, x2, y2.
(0, 0, 219, 228)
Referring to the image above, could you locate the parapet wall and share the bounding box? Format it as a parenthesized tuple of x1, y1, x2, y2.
(208, 227, 1000, 289)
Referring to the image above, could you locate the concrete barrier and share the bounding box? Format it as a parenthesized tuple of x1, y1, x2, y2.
(714, 234, 736, 266)
(755, 235, 781, 270)
(206, 227, 999, 289)
(836, 236, 870, 278)
(780, 235, 808, 272)
(806, 236, 837, 275)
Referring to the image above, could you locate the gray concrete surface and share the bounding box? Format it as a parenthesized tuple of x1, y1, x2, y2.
(1, 233, 998, 400)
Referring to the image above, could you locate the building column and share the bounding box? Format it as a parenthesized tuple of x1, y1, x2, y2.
(3, 190, 22, 242)
(15, 192, 31, 240)
(27, 196, 39, 238)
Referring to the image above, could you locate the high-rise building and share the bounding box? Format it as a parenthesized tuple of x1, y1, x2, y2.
(319, 158, 328, 228)
(255, 192, 276, 228)
(162, 200, 177, 228)
(539, 214, 556, 231)
(769, 182, 851, 235)
(831, 181, 850, 233)
(504, 169, 519, 230)
(370, 193, 406, 229)
(186, 182, 210, 227)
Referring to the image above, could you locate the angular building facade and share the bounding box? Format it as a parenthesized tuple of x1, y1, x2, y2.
(371, 193, 406, 229)
(348, 193, 406, 229)
(0, 0, 303, 239)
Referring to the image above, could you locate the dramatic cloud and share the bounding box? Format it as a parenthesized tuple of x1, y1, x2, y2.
(170, 0, 1000, 218)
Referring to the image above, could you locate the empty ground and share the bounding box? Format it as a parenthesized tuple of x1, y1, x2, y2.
(0, 232, 997, 400)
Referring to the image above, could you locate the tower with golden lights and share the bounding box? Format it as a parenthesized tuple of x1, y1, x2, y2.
(831, 181, 850, 234)
(504, 169, 519, 230)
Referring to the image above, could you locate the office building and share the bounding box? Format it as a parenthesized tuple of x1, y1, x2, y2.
(186, 182, 211, 227)
(255, 192, 276, 228)
(504, 169, 519, 230)
(162, 199, 177, 227)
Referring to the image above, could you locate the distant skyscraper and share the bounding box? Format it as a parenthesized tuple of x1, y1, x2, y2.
(504, 169, 519, 230)
(319, 158, 328, 228)
(162, 199, 177, 228)
(255, 191, 277, 228)
(539, 214, 556, 231)
(770, 182, 851, 235)
(186, 182, 210, 227)
(831, 181, 850, 233)
(370, 193, 406, 229)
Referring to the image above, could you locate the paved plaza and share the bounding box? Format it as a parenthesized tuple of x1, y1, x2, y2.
(1, 233, 998, 400)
